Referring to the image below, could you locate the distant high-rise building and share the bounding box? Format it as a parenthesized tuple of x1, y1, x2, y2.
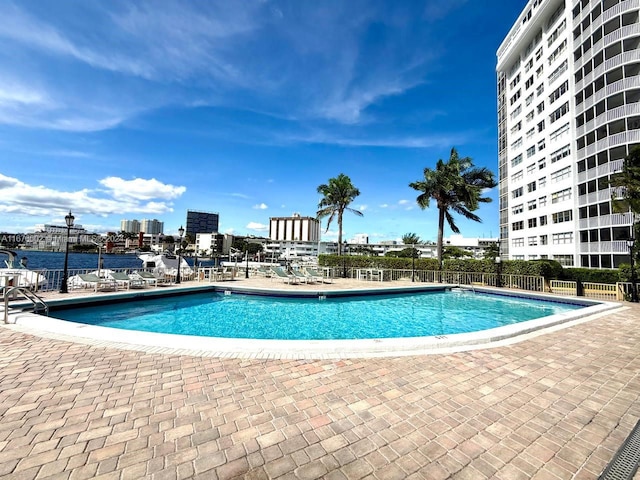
(120, 219, 140, 233)
(269, 213, 320, 242)
(140, 219, 164, 235)
(496, 0, 637, 268)
(186, 210, 219, 238)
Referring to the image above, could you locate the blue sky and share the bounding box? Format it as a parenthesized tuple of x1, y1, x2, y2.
(0, 0, 525, 243)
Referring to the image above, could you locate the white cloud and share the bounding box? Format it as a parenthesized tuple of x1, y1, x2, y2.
(246, 222, 268, 232)
(398, 199, 410, 205)
(358, 205, 367, 212)
(99, 177, 186, 201)
(0, 173, 184, 217)
(253, 203, 268, 210)
(379, 204, 389, 208)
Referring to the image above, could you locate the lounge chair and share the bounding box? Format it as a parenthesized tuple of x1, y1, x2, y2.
(256, 266, 273, 278)
(133, 271, 160, 287)
(74, 273, 117, 292)
(305, 268, 329, 283)
(291, 269, 315, 283)
(110, 272, 145, 290)
(271, 267, 300, 284)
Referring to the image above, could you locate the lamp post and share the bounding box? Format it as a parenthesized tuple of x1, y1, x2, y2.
(59, 210, 75, 293)
(245, 245, 250, 279)
(495, 239, 502, 288)
(411, 246, 416, 283)
(627, 237, 638, 302)
(176, 225, 184, 284)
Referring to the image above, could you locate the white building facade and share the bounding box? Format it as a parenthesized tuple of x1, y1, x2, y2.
(269, 214, 320, 242)
(497, 0, 638, 268)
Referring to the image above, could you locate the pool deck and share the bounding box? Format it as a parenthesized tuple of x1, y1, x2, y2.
(0, 278, 639, 479)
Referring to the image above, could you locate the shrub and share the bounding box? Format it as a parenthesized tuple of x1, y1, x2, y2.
(563, 267, 622, 284)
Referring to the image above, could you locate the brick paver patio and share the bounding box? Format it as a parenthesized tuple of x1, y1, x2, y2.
(0, 286, 638, 479)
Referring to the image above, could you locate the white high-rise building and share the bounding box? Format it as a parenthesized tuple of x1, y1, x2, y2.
(269, 213, 320, 242)
(497, 0, 638, 268)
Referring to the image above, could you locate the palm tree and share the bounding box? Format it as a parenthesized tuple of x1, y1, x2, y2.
(409, 148, 497, 268)
(316, 173, 363, 256)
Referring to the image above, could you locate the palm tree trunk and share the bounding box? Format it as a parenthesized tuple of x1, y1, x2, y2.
(437, 206, 445, 269)
(338, 212, 343, 256)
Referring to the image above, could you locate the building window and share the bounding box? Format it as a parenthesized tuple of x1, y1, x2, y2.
(550, 122, 569, 141)
(527, 163, 536, 174)
(513, 187, 524, 198)
(527, 145, 536, 158)
(536, 83, 544, 97)
(510, 73, 521, 89)
(528, 200, 537, 210)
(539, 196, 547, 207)
(511, 137, 523, 150)
(537, 119, 545, 132)
(511, 170, 524, 182)
(540, 234, 548, 245)
(539, 176, 546, 188)
(549, 80, 568, 104)
(527, 181, 537, 193)
(550, 144, 570, 163)
(526, 127, 535, 138)
(551, 165, 571, 182)
(512, 221, 524, 231)
(553, 254, 574, 266)
(511, 154, 523, 167)
(510, 89, 521, 105)
(511, 105, 522, 119)
(538, 139, 546, 151)
(547, 39, 567, 65)
(526, 111, 535, 122)
(512, 237, 525, 247)
(552, 232, 573, 244)
(549, 102, 569, 123)
(551, 187, 571, 203)
(537, 102, 545, 114)
(552, 209, 573, 223)
(528, 218, 537, 228)
(547, 20, 566, 47)
(528, 236, 538, 246)
(538, 157, 546, 169)
(548, 60, 568, 84)
(525, 76, 534, 89)
(512, 204, 524, 215)
(511, 121, 522, 134)
(539, 215, 547, 226)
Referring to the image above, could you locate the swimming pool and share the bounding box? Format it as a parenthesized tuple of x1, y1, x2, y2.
(51, 288, 583, 340)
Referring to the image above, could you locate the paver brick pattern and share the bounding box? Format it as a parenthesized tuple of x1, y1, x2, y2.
(0, 304, 639, 479)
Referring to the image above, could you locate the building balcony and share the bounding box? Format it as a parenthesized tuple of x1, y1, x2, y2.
(578, 212, 635, 229)
(579, 240, 630, 253)
(577, 129, 640, 159)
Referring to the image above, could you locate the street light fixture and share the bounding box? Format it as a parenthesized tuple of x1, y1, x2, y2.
(176, 225, 184, 284)
(60, 210, 75, 293)
(626, 237, 638, 302)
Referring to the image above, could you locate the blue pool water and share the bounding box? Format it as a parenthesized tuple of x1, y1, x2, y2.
(52, 290, 584, 340)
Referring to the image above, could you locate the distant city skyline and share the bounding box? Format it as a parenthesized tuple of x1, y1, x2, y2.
(0, 1, 526, 242)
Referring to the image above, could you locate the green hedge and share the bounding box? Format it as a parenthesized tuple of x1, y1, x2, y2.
(561, 268, 621, 284)
(319, 255, 627, 283)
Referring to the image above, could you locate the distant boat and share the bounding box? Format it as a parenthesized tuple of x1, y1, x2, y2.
(0, 249, 48, 290)
(138, 252, 193, 278)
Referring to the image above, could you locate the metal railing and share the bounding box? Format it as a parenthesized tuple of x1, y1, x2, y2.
(3, 286, 49, 324)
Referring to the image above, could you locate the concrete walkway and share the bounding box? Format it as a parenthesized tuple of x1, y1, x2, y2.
(0, 282, 639, 479)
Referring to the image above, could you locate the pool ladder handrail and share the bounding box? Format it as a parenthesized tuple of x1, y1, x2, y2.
(3, 286, 49, 324)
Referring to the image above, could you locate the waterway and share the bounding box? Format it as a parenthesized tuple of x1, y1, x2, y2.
(4, 250, 215, 271)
